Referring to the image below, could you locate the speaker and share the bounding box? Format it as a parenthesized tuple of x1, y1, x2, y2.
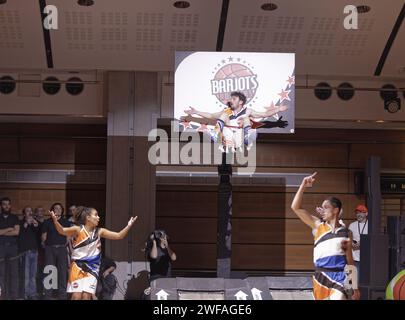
(354, 171, 365, 195)
(359, 234, 389, 287)
(387, 215, 405, 279)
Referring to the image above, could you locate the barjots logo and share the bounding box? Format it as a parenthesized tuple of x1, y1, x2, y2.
(211, 58, 259, 106)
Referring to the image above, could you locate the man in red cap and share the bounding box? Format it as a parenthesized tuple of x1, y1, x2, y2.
(348, 204, 368, 274)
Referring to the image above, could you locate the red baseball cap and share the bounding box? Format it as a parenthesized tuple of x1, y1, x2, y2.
(354, 204, 368, 214)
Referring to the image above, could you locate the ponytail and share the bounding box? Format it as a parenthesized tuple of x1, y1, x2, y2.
(73, 206, 93, 225)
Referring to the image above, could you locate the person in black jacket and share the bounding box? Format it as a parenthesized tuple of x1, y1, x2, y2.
(0, 197, 20, 300)
(41, 203, 71, 300)
(18, 206, 40, 299)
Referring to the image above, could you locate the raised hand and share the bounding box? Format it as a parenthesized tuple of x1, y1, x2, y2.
(184, 107, 196, 115)
(301, 172, 317, 188)
(278, 104, 288, 112)
(352, 289, 361, 300)
(49, 210, 57, 222)
(341, 239, 349, 252)
(275, 116, 288, 128)
(127, 216, 138, 227)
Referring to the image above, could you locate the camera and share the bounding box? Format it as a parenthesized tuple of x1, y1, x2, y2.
(144, 230, 168, 253)
(153, 230, 167, 241)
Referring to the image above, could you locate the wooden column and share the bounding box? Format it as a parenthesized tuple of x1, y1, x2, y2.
(105, 71, 157, 262)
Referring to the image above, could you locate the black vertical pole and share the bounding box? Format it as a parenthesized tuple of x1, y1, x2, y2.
(360, 156, 389, 299)
(366, 156, 382, 235)
(217, 152, 232, 278)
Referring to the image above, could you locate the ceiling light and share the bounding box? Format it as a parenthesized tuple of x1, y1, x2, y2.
(384, 98, 401, 113)
(261, 3, 278, 11)
(173, 1, 190, 9)
(356, 5, 371, 14)
(78, 0, 94, 6)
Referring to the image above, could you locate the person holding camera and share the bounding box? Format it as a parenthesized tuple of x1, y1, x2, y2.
(147, 230, 177, 282)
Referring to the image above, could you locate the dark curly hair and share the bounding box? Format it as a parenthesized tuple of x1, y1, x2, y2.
(50, 202, 64, 215)
(230, 91, 247, 105)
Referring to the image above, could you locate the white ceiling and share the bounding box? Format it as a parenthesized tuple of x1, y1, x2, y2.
(0, 0, 47, 69)
(50, 0, 222, 70)
(0, 0, 403, 76)
(224, 0, 404, 76)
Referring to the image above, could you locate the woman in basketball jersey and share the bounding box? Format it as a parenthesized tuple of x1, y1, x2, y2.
(50, 206, 137, 300)
(291, 172, 360, 300)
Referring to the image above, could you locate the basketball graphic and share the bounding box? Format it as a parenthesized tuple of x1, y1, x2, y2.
(211, 63, 258, 106)
(386, 269, 405, 300)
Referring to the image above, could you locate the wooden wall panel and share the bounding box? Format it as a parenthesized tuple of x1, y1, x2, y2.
(157, 217, 315, 245)
(19, 138, 106, 164)
(169, 243, 315, 271)
(156, 190, 217, 218)
(255, 143, 349, 168)
(232, 244, 314, 270)
(0, 124, 107, 220)
(0, 138, 19, 162)
(157, 189, 363, 220)
(349, 143, 405, 169)
(233, 219, 313, 245)
(170, 244, 216, 269)
(19, 138, 75, 163)
(0, 185, 106, 219)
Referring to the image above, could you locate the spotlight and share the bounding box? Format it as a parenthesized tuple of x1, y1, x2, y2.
(384, 98, 401, 113)
(78, 0, 94, 6)
(356, 5, 371, 14)
(173, 1, 190, 9)
(261, 3, 278, 11)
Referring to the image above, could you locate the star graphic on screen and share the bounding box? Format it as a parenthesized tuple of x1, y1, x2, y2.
(221, 59, 226, 64)
(278, 89, 291, 102)
(228, 56, 233, 62)
(237, 57, 241, 62)
(287, 76, 295, 85)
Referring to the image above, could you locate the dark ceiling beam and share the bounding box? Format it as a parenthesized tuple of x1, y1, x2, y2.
(374, 3, 405, 75)
(216, 0, 230, 51)
(39, 0, 54, 68)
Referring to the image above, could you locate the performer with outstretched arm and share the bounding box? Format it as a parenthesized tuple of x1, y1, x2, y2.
(183, 91, 288, 150)
(291, 172, 360, 300)
(50, 206, 137, 300)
